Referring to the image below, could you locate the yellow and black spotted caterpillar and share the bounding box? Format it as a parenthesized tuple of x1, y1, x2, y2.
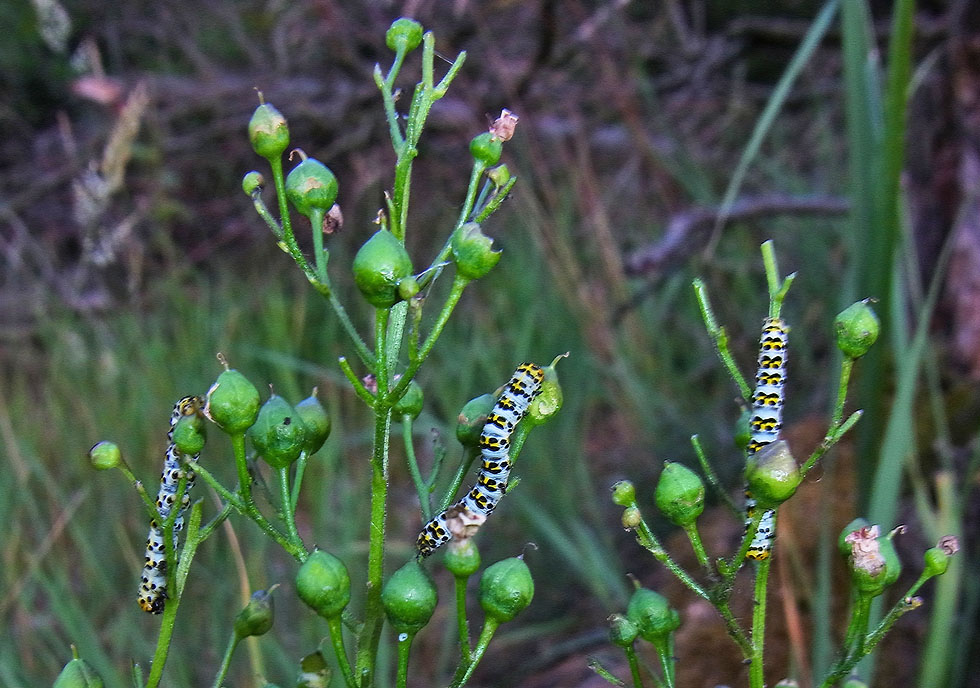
(416, 363, 544, 558)
(744, 317, 788, 561)
(137, 395, 205, 614)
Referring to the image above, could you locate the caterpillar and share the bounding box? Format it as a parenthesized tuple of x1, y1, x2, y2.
(138, 395, 205, 614)
(416, 363, 544, 558)
(744, 317, 788, 561)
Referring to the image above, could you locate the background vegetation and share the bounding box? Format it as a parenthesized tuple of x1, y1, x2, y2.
(2, 1, 977, 686)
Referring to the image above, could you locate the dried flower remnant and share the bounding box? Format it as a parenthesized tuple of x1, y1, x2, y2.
(490, 109, 519, 142)
(844, 525, 886, 577)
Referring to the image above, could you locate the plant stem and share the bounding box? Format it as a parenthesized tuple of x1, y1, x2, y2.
(291, 450, 309, 512)
(748, 558, 772, 688)
(632, 511, 708, 601)
(395, 632, 414, 688)
(310, 206, 328, 282)
(454, 575, 473, 665)
(327, 614, 358, 688)
(277, 466, 302, 548)
(403, 416, 431, 520)
(450, 618, 499, 688)
(624, 645, 644, 688)
(693, 278, 751, 400)
(690, 434, 738, 516)
(210, 633, 240, 688)
(440, 446, 480, 511)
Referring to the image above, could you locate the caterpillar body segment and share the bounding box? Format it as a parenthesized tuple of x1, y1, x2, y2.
(744, 318, 788, 561)
(138, 395, 205, 614)
(417, 363, 544, 558)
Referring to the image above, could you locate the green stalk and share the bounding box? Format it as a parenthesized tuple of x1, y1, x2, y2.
(624, 645, 644, 688)
(631, 508, 708, 601)
(450, 618, 499, 688)
(291, 450, 309, 512)
(145, 590, 181, 688)
(210, 633, 240, 688)
(277, 466, 302, 548)
(327, 614, 358, 688)
(690, 434, 737, 516)
(439, 445, 480, 511)
(309, 206, 328, 282)
(403, 416, 431, 520)
(395, 632, 414, 688)
(692, 278, 751, 400)
(748, 558, 772, 688)
(454, 575, 473, 665)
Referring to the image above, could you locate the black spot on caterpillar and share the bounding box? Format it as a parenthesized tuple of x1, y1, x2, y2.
(416, 363, 544, 557)
(138, 395, 204, 614)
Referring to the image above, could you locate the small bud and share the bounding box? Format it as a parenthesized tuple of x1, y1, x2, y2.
(285, 157, 339, 219)
(608, 613, 639, 648)
(654, 462, 705, 527)
(53, 648, 104, 688)
(444, 538, 481, 578)
(451, 222, 500, 281)
(626, 587, 680, 644)
(248, 394, 307, 469)
(734, 408, 752, 451)
(242, 170, 265, 196)
(88, 441, 121, 471)
(206, 367, 261, 435)
(352, 229, 413, 308)
(385, 18, 424, 53)
(479, 556, 534, 623)
(295, 391, 331, 455)
(527, 356, 564, 426)
(469, 132, 503, 166)
(487, 164, 511, 188)
(234, 589, 275, 639)
(249, 102, 290, 160)
(621, 506, 642, 529)
(397, 276, 420, 301)
(172, 411, 206, 456)
(611, 480, 636, 507)
(744, 440, 801, 507)
(296, 549, 351, 619)
(843, 524, 901, 597)
(296, 651, 330, 688)
(456, 393, 495, 447)
(923, 536, 958, 578)
(834, 299, 880, 359)
(382, 560, 438, 635)
(392, 380, 424, 420)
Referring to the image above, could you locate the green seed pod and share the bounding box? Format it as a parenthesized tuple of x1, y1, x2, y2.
(444, 539, 481, 578)
(744, 440, 801, 507)
(206, 368, 261, 435)
(654, 462, 705, 527)
(295, 392, 331, 455)
(479, 556, 534, 623)
(242, 170, 265, 196)
(527, 358, 563, 426)
(838, 518, 870, 558)
(843, 524, 901, 597)
(382, 560, 438, 635)
(397, 275, 420, 301)
(626, 587, 680, 643)
(487, 164, 511, 188)
(234, 589, 275, 639)
(456, 393, 495, 447)
(172, 412, 206, 456)
(608, 613, 639, 648)
(286, 158, 339, 219)
(611, 480, 636, 507)
(392, 380, 424, 420)
(352, 229, 413, 308)
(53, 650, 104, 688)
(469, 132, 503, 166)
(621, 506, 642, 529)
(835, 299, 880, 359)
(923, 546, 950, 577)
(296, 549, 351, 619)
(88, 441, 121, 471)
(248, 102, 290, 160)
(248, 394, 308, 469)
(385, 18, 423, 53)
(451, 222, 501, 281)
(734, 407, 752, 451)
(296, 651, 330, 688)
